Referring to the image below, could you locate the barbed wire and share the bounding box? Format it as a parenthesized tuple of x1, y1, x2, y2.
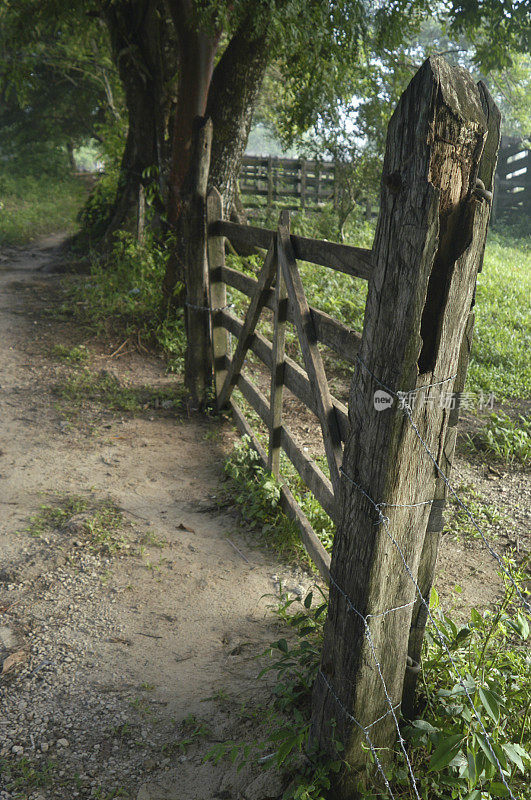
(336, 463, 519, 800)
(313, 359, 528, 800)
(356, 354, 530, 614)
(185, 301, 234, 312)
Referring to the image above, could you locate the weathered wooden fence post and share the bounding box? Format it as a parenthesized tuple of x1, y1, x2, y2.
(402, 82, 500, 716)
(183, 116, 213, 407)
(207, 188, 229, 402)
(311, 57, 500, 797)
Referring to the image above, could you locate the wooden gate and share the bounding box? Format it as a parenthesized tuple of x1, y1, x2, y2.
(206, 190, 372, 580)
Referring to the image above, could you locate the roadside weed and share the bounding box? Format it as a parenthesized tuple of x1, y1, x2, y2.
(20, 494, 128, 556)
(52, 343, 90, 364)
(206, 561, 530, 800)
(467, 413, 531, 466)
(443, 483, 504, 542)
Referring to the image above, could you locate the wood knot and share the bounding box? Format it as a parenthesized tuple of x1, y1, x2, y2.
(384, 171, 403, 194)
(472, 178, 493, 203)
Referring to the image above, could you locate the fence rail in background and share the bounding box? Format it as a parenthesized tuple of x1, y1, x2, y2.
(242, 134, 529, 223)
(239, 155, 336, 209)
(492, 135, 530, 223)
(207, 188, 373, 581)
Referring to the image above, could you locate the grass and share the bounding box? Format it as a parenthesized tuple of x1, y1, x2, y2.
(468, 229, 531, 402)
(51, 343, 90, 364)
(22, 494, 128, 556)
(467, 413, 531, 466)
(443, 482, 504, 542)
(54, 367, 185, 415)
(72, 229, 187, 374)
(0, 754, 130, 799)
(0, 170, 86, 246)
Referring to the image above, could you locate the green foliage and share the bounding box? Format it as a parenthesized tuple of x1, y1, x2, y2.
(207, 560, 530, 800)
(468, 230, 531, 401)
(223, 436, 307, 563)
(443, 482, 503, 541)
(52, 344, 89, 364)
(468, 414, 531, 466)
(0, 1, 121, 165)
(73, 230, 186, 373)
(402, 571, 530, 799)
(0, 170, 86, 246)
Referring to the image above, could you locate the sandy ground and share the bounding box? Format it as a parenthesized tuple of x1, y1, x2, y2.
(0, 235, 528, 800)
(0, 236, 313, 800)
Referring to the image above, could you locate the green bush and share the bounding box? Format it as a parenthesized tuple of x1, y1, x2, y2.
(0, 169, 86, 246)
(468, 413, 531, 466)
(74, 229, 186, 373)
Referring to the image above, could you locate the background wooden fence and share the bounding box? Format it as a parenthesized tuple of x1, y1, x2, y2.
(239, 155, 336, 209)
(242, 134, 529, 223)
(492, 134, 530, 223)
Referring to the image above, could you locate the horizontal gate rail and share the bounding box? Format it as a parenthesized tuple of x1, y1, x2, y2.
(209, 219, 373, 279)
(207, 187, 371, 580)
(214, 266, 362, 365)
(218, 309, 350, 441)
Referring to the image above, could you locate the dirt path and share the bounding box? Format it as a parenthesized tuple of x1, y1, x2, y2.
(0, 237, 311, 800)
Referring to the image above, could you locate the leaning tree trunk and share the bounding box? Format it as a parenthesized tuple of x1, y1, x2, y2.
(102, 0, 177, 244)
(162, 12, 269, 308)
(206, 17, 270, 213)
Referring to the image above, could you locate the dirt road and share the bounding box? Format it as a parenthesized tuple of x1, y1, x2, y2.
(0, 237, 309, 799)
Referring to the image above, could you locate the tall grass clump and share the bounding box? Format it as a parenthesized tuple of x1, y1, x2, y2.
(75, 229, 186, 372)
(0, 169, 86, 246)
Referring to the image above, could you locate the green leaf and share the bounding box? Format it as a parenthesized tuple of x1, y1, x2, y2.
(470, 608, 483, 626)
(478, 686, 500, 724)
(276, 639, 288, 653)
(508, 612, 530, 640)
(501, 742, 526, 774)
(488, 781, 510, 797)
(466, 748, 477, 785)
(475, 733, 498, 767)
(411, 719, 438, 732)
(303, 591, 313, 608)
(428, 734, 464, 772)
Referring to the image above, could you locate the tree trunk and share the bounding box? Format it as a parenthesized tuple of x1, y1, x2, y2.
(66, 142, 77, 172)
(102, 0, 177, 244)
(162, 12, 269, 308)
(161, 0, 220, 307)
(206, 17, 270, 213)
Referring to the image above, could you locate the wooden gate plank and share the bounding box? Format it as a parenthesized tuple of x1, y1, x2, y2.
(229, 397, 331, 581)
(207, 189, 229, 401)
(277, 213, 343, 493)
(218, 266, 361, 364)
(219, 309, 350, 442)
(216, 239, 277, 411)
(268, 253, 288, 475)
(232, 369, 337, 521)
